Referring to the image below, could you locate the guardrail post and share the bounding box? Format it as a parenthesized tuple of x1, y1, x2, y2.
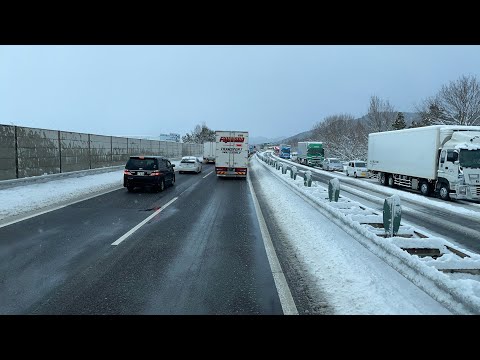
(383, 195, 401, 237)
(291, 166, 297, 180)
(328, 178, 340, 202)
(304, 170, 312, 187)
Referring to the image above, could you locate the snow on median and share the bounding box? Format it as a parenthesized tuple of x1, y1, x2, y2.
(255, 152, 480, 314)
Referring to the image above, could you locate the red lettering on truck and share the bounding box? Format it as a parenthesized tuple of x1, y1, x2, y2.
(219, 136, 244, 143)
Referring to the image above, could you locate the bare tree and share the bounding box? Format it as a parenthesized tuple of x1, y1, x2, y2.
(312, 113, 367, 160)
(182, 122, 215, 143)
(417, 75, 480, 126)
(365, 95, 397, 133)
(416, 97, 441, 126)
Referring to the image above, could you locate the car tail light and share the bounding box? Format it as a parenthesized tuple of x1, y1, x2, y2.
(150, 171, 162, 176)
(124, 170, 132, 175)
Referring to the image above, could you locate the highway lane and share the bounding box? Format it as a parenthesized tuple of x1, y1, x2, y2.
(0, 163, 283, 314)
(0, 165, 212, 314)
(267, 154, 480, 254)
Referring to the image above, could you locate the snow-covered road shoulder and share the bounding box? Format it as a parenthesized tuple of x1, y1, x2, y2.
(0, 170, 125, 226)
(0, 160, 184, 226)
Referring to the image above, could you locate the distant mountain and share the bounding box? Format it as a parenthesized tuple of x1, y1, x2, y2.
(354, 112, 421, 127)
(281, 112, 421, 145)
(250, 135, 287, 145)
(282, 129, 315, 144)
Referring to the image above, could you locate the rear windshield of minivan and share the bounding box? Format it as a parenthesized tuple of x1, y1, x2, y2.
(126, 158, 157, 170)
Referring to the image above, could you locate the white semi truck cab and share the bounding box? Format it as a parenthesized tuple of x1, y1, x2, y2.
(439, 129, 480, 200)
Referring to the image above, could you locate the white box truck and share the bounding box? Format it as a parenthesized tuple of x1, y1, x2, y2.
(215, 130, 249, 178)
(368, 125, 480, 200)
(203, 141, 216, 163)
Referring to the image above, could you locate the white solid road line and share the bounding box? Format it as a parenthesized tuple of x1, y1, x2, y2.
(111, 196, 178, 246)
(247, 173, 299, 315)
(0, 186, 124, 229)
(202, 171, 214, 179)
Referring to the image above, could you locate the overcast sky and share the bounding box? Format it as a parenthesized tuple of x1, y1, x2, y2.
(1, 45, 480, 140)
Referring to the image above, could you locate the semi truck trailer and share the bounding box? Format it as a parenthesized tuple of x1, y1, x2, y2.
(203, 141, 216, 163)
(215, 130, 249, 178)
(297, 141, 324, 166)
(367, 125, 480, 200)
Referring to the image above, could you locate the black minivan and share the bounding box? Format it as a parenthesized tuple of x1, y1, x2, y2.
(124, 156, 175, 192)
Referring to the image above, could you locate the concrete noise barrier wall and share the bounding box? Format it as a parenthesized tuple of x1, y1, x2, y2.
(0, 124, 203, 181)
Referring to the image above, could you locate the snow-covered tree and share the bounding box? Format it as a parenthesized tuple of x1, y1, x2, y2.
(182, 122, 215, 143)
(366, 95, 397, 133)
(312, 114, 367, 160)
(417, 75, 480, 126)
(392, 112, 406, 130)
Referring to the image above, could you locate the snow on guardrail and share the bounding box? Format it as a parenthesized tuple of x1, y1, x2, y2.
(255, 152, 480, 314)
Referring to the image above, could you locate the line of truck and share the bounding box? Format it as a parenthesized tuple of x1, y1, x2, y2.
(268, 141, 325, 166)
(207, 125, 480, 201)
(265, 125, 480, 202)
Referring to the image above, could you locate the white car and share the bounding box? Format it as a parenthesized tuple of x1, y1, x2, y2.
(322, 158, 343, 171)
(345, 160, 368, 178)
(178, 156, 203, 174)
(291, 151, 298, 161)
